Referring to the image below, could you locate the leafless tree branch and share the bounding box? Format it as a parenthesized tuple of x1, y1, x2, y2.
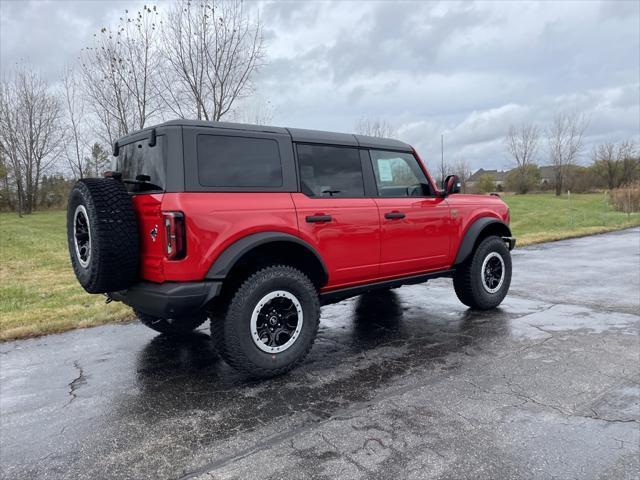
(354, 117, 397, 138)
(546, 112, 589, 195)
(80, 5, 163, 145)
(161, 0, 266, 121)
(0, 65, 63, 215)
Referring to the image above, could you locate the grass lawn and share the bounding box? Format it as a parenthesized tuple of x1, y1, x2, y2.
(1, 192, 639, 341)
(0, 210, 132, 341)
(504, 192, 640, 246)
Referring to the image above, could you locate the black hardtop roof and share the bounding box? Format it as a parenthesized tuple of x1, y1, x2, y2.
(121, 119, 413, 152)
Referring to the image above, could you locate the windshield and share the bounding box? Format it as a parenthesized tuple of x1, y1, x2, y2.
(112, 137, 165, 192)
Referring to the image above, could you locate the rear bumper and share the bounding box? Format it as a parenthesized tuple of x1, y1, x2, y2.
(110, 281, 222, 319)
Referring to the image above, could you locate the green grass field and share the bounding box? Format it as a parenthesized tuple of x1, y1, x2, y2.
(0, 211, 132, 341)
(504, 192, 640, 245)
(1, 192, 639, 341)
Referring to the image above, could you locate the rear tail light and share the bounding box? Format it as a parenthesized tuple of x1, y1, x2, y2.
(163, 212, 186, 260)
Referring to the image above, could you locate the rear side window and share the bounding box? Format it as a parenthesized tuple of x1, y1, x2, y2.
(296, 144, 364, 197)
(197, 135, 283, 187)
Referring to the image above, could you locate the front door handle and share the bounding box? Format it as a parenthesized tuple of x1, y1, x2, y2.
(385, 211, 405, 220)
(306, 214, 332, 223)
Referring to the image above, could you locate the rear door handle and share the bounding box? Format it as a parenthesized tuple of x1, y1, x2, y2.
(306, 214, 332, 223)
(385, 211, 405, 220)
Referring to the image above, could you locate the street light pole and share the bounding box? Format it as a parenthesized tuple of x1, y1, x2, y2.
(441, 133, 444, 186)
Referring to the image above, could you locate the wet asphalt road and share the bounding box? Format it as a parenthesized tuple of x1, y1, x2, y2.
(1, 229, 639, 480)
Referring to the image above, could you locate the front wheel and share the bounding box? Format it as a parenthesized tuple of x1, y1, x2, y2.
(212, 265, 320, 378)
(453, 236, 512, 310)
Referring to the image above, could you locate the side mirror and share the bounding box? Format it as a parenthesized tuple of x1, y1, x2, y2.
(444, 175, 461, 195)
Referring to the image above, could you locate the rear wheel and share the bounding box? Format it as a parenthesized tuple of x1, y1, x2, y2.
(212, 265, 320, 378)
(135, 309, 207, 336)
(453, 236, 512, 310)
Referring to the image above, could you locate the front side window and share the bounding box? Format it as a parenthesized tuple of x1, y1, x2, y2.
(370, 150, 431, 197)
(296, 144, 365, 197)
(197, 135, 283, 187)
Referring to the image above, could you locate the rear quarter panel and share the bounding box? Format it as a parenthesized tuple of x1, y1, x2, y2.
(159, 192, 299, 282)
(132, 193, 165, 283)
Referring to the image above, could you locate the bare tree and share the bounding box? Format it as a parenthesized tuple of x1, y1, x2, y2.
(354, 117, 397, 138)
(80, 5, 163, 145)
(506, 123, 539, 169)
(0, 66, 63, 215)
(592, 142, 617, 190)
(234, 97, 275, 125)
(161, 0, 265, 121)
(505, 123, 540, 193)
(0, 142, 14, 210)
(452, 159, 471, 193)
(61, 66, 89, 178)
(592, 140, 636, 189)
(0, 82, 23, 214)
(547, 112, 589, 196)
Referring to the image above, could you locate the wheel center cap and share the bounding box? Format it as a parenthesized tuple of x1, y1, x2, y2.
(269, 316, 278, 325)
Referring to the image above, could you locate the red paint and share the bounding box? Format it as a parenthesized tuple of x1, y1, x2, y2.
(132, 193, 165, 283)
(292, 193, 380, 286)
(131, 157, 509, 290)
(374, 196, 452, 276)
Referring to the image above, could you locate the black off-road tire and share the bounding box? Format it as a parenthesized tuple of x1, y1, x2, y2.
(453, 235, 512, 310)
(211, 265, 320, 378)
(135, 309, 207, 336)
(67, 178, 139, 293)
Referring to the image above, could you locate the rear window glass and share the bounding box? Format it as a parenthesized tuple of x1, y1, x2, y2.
(296, 144, 364, 197)
(113, 137, 165, 191)
(197, 135, 283, 188)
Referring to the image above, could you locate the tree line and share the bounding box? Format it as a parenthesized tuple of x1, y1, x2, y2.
(353, 114, 638, 197)
(502, 112, 638, 195)
(403, 113, 638, 196)
(0, 0, 265, 216)
(2, 1, 637, 215)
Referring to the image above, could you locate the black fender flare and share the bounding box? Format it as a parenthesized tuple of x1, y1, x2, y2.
(205, 232, 329, 284)
(454, 218, 512, 265)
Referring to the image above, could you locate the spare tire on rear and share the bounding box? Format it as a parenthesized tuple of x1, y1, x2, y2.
(67, 178, 139, 293)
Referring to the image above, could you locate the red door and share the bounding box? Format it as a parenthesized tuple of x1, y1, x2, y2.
(293, 194, 380, 287)
(367, 149, 451, 277)
(375, 197, 451, 276)
(292, 143, 380, 288)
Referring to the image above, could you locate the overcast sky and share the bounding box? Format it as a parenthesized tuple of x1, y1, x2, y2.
(1, 0, 638, 172)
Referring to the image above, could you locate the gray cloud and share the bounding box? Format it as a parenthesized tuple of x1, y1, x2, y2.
(0, 0, 146, 81)
(1, 0, 638, 172)
(258, 0, 639, 171)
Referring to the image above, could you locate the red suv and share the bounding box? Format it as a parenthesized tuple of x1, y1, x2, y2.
(67, 120, 515, 377)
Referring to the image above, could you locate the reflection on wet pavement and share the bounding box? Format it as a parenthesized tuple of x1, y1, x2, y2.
(1, 228, 639, 480)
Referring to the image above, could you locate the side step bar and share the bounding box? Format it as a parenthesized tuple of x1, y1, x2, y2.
(320, 269, 455, 306)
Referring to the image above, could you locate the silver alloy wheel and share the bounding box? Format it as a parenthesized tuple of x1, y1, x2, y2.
(250, 290, 303, 354)
(481, 251, 505, 294)
(73, 205, 92, 268)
